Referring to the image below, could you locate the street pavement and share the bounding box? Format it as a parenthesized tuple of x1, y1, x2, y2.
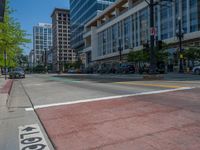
(1, 73, 200, 150)
(0, 79, 54, 150)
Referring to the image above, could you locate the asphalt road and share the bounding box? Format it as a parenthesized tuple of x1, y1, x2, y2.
(21, 73, 200, 107)
(1, 73, 200, 150)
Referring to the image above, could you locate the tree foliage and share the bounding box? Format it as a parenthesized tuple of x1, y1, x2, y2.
(183, 47, 200, 61)
(0, 0, 30, 68)
(128, 42, 170, 64)
(128, 50, 149, 63)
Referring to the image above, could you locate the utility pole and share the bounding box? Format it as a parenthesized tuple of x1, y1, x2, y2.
(145, 0, 173, 74)
(1, 0, 6, 79)
(44, 49, 47, 73)
(4, 50, 7, 80)
(176, 17, 184, 73)
(149, 0, 157, 74)
(118, 39, 122, 66)
(0, 0, 6, 22)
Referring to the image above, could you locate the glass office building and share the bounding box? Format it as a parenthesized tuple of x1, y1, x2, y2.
(33, 23, 52, 65)
(70, 0, 116, 52)
(83, 0, 200, 65)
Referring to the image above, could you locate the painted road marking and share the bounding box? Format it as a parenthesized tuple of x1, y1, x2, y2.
(19, 124, 50, 150)
(25, 87, 194, 111)
(114, 82, 183, 88)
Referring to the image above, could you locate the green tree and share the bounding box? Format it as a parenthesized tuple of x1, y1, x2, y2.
(0, 0, 30, 69)
(183, 47, 200, 67)
(184, 47, 200, 61)
(128, 49, 149, 64)
(128, 42, 169, 65)
(156, 42, 169, 63)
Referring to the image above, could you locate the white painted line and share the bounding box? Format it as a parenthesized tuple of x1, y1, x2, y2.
(25, 108, 34, 111)
(19, 124, 50, 150)
(25, 87, 194, 111)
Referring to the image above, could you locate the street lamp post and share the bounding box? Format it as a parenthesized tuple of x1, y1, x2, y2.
(145, 0, 174, 74)
(4, 49, 7, 80)
(0, 0, 6, 22)
(118, 39, 122, 66)
(44, 48, 48, 73)
(176, 17, 184, 73)
(149, 0, 156, 74)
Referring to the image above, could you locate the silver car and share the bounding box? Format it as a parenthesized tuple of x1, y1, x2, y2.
(192, 66, 200, 75)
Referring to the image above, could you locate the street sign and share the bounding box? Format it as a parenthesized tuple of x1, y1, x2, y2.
(19, 124, 50, 150)
(0, 0, 6, 22)
(150, 27, 157, 36)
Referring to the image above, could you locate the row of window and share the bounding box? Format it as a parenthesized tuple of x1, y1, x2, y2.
(97, 1, 199, 57)
(97, 7, 149, 57)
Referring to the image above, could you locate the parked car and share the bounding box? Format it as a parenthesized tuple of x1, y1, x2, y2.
(139, 65, 150, 74)
(68, 68, 77, 74)
(9, 68, 25, 79)
(115, 64, 135, 74)
(192, 66, 200, 75)
(97, 63, 112, 74)
(157, 61, 165, 74)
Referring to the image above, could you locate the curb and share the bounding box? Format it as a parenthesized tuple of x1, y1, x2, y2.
(0, 79, 14, 106)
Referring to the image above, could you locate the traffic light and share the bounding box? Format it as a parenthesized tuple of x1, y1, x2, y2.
(0, 0, 6, 22)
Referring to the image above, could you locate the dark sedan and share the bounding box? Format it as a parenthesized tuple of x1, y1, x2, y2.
(9, 68, 25, 79)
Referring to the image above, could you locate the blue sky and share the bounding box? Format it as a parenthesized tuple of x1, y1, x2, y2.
(10, 0, 70, 54)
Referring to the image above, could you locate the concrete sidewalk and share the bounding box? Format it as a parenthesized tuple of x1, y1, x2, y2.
(0, 76, 13, 107)
(0, 80, 54, 150)
(36, 88, 200, 150)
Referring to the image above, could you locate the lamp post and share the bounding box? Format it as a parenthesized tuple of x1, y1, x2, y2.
(149, 0, 156, 74)
(44, 48, 48, 73)
(144, 0, 157, 74)
(145, 0, 174, 74)
(0, 0, 6, 22)
(176, 17, 184, 73)
(4, 50, 7, 80)
(118, 38, 122, 66)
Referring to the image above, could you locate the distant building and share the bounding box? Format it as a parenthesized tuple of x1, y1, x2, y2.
(47, 50, 53, 65)
(83, 0, 200, 67)
(70, 0, 116, 63)
(33, 23, 52, 66)
(51, 8, 76, 72)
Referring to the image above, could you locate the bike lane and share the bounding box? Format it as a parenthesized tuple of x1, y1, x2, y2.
(36, 88, 200, 150)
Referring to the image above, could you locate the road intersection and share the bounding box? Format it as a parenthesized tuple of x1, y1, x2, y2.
(1, 73, 200, 150)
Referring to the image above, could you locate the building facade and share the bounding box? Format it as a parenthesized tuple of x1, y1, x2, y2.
(51, 8, 76, 72)
(70, 0, 116, 57)
(33, 23, 52, 66)
(83, 0, 200, 67)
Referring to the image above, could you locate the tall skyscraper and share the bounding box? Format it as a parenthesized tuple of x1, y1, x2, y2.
(33, 23, 52, 66)
(70, 0, 116, 53)
(51, 8, 76, 72)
